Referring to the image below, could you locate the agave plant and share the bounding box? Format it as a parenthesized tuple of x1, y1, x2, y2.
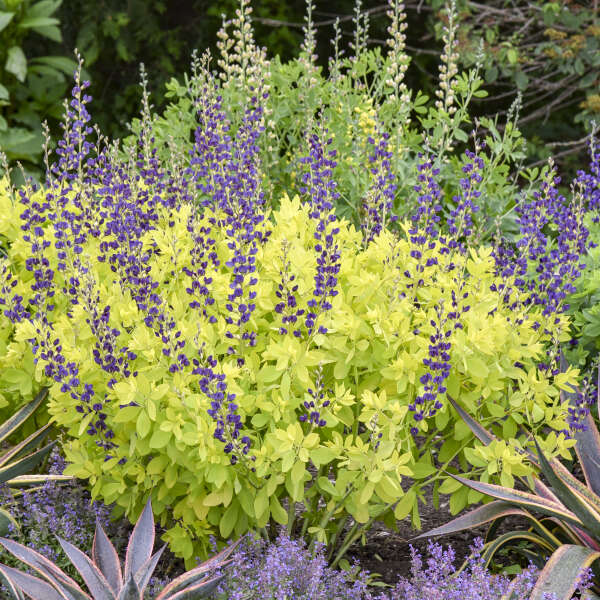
(0, 388, 71, 535)
(418, 386, 600, 600)
(0, 497, 238, 600)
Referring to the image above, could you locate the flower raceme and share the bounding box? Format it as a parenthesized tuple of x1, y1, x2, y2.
(0, 75, 584, 564)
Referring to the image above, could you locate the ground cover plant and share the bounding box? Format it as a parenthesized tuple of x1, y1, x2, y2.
(0, 0, 600, 597)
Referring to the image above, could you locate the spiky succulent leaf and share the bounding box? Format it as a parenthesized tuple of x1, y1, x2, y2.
(92, 522, 122, 596)
(530, 545, 600, 600)
(413, 500, 532, 540)
(123, 499, 154, 582)
(0, 441, 55, 486)
(572, 410, 600, 497)
(533, 438, 600, 539)
(0, 537, 88, 600)
(156, 541, 239, 600)
(0, 422, 52, 468)
(116, 573, 140, 600)
(0, 389, 47, 445)
(57, 537, 115, 600)
(158, 576, 223, 600)
(0, 563, 65, 600)
(7, 474, 73, 487)
(134, 545, 165, 593)
(446, 394, 496, 446)
(447, 474, 583, 528)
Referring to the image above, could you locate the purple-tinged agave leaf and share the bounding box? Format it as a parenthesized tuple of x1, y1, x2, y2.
(0, 441, 55, 486)
(414, 500, 531, 540)
(57, 537, 115, 600)
(446, 474, 583, 528)
(446, 394, 495, 446)
(116, 573, 140, 600)
(7, 474, 73, 487)
(530, 545, 600, 600)
(573, 407, 600, 497)
(0, 389, 47, 445)
(92, 522, 123, 596)
(447, 394, 541, 468)
(0, 563, 27, 600)
(156, 540, 240, 600)
(0, 563, 65, 600)
(157, 575, 223, 600)
(0, 537, 88, 600)
(0, 422, 53, 468)
(542, 517, 600, 550)
(533, 438, 600, 539)
(134, 545, 165, 593)
(123, 499, 154, 582)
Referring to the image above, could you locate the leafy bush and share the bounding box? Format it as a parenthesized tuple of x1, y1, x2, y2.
(141, 0, 528, 235)
(0, 0, 76, 178)
(0, 50, 584, 569)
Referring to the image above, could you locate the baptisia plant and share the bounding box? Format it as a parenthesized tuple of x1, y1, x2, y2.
(0, 46, 589, 567)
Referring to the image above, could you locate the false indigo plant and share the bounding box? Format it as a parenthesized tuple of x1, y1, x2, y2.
(297, 129, 341, 338)
(360, 128, 397, 245)
(0, 52, 590, 565)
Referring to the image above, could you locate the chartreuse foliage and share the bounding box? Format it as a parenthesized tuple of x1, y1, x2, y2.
(0, 169, 580, 567)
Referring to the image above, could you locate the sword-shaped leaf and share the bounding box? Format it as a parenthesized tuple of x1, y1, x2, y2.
(446, 394, 496, 445)
(0, 441, 55, 486)
(159, 575, 223, 600)
(0, 563, 66, 600)
(0, 507, 19, 537)
(413, 501, 530, 540)
(0, 389, 47, 444)
(156, 540, 239, 600)
(7, 474, 73, 487)
(92, 522, 122, 596)
(0, 537, 88, 600)
(534, 438, 600, 539)
(530, 545, 600, 600)
(573, 409, 600, 497)
(447, 474, 582, 528)
(0, 422, 52, 468)
(123, 499, 154, 581)
(57, 537, 115, 600)
(134, 545, 165, 593)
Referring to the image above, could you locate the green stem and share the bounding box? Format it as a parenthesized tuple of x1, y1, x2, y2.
(331, 522, 360, 568)
(286, 499, 296, 537)
(300, 467, 324, 538)
(327, 515, 349, 561)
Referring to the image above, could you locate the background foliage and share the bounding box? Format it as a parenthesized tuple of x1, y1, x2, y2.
(2, 0, 599, 177)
